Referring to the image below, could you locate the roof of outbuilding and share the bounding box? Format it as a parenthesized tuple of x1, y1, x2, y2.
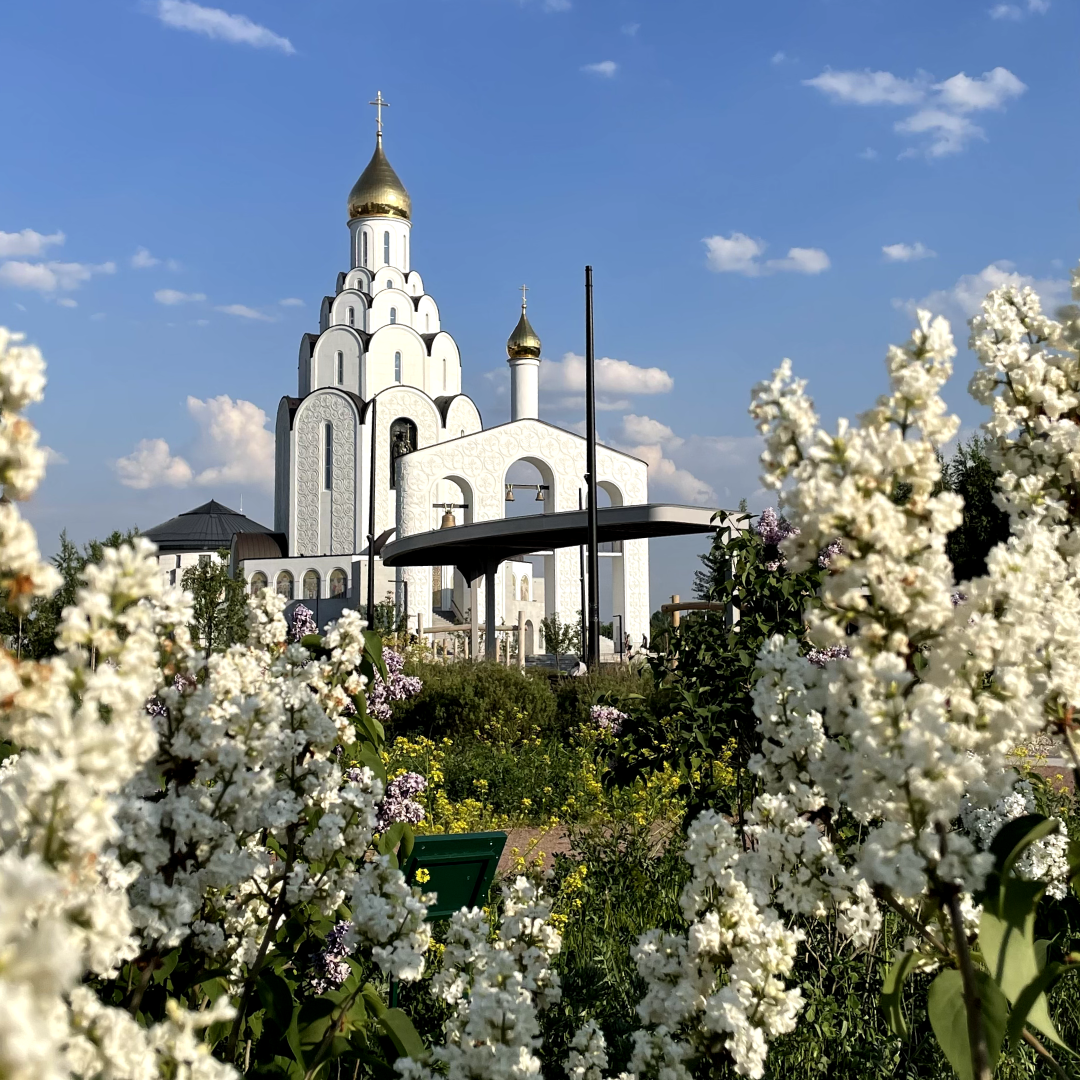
(142, 499, 274, 554)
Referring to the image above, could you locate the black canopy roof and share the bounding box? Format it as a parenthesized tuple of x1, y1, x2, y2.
(143, 500, 274, 554)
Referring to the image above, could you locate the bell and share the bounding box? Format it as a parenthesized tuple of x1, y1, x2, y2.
(505, 485, 515, 502)
(441, 509, 456, 529)
(535, 485, 545, 502)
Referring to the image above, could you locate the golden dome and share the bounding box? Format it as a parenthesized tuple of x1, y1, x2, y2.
(347, 133, 411, 221)
(507, 301, 542, 360)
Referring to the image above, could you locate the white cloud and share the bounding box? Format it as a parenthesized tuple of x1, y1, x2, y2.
(155, 288, 205, 305)
(703, 233, 829, 276)
(42, 446, 67, 466)
(619, 414, 683, 447)
(155, 0, 294, 53)
(767, 247, 830, 274)
(621, 22, 640, 35)
(990, 0, 1049, 18)
(115, 437, 194, 489)
(132, 246, 181, 270)
(859, 147, 879, 160)
(803, 68, 928, 106)
(0, 260, 115, 293)
(897, 260, 1069, 321)
(279, 297, 304, 307)
(215, 303, 274, 321)
(771, 51, 787, 65)
(91, 312, 106, 321)
(0, 229, 64, 258)
(631, 442, 717, 504)
(582, 60, 617, 78)
(804, 65, 1026, 157)
(115, 395, 273, 491)
(883, 241, 936, 262)
(541, 352, 674, 399)
(56, 297, 78, 308)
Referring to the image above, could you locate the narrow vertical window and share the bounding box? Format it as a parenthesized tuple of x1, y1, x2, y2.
(347, 307, 355, 327)
(362, 231, 368, 267)
(324, 422, 333, 490)
(383, 231, 390, 265)
(336, 351, 344, 385)
(394, 352, 402, 382)
(390, 307, 397, 325)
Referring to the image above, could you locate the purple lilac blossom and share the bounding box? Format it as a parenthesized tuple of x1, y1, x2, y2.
(305, 919, 354, 995)
(290, 604, 319, 642)
(806, 645, 851, 667)
(951, 591, 968, 606)
(817, 538, 844, 569)
(366, 648, 423, 721)
(375, 771, 427, 831)
(590, 704, 629, 736)
(753, 508, 800, 571)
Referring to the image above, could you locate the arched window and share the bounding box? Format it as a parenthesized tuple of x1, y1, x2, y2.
(362, 231, 369, 267)
(394, 351, 402, 382)
(386, 280, 392, 290)
(336, 351, 344, 385)
(276, 571, 294, 600)
(389, 417, 417, 489)
(389, 307, 397, 325)
(383, 231, 390, 265)
(329, 568, 347, 598)
(324, 422, 333, 489)
(303, 569, 320, 600)
(520, 576, 529, 601)
(347, 307, 355, 327)
(249, 571, 267, 595)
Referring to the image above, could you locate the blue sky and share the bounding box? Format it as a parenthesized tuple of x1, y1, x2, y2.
(3, 0, 1079, 610)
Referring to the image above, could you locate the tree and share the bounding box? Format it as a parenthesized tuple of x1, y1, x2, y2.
(539, 610, 581, 669)
(181, 550, 248, 653)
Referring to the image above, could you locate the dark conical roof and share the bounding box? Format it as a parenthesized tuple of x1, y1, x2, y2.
(142, 499, 274, 554)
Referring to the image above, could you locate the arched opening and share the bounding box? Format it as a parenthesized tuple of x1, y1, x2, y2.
(362, 231, 369, 268)
(525, 619, 535, 657)
(596, 482, 626, 658)
(336, 351, 344, 385)
(520, 576, 530, 601)
(276, 571, 294, 600)
(390, 307, 397, 325)
(329, 568, 347, 598)
(324, 422, 333, 490)
(383, 231, 390, 265)
(394, 351, 402, 382)
(431, 474, 475, 621)
(347, 307, 355, 327)
(389, 417, 417, 489)
(249, 571, 268, 595)
(303, 569, 320, 600)
(504, 457, 557, 633)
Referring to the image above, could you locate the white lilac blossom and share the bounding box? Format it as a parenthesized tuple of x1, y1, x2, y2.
(289, 602, 319, 642)
(366, 647, 423, 722)
(589, 704, 628, 736)
(375, 771, 427, 831)
(398, 875, 562, 1080)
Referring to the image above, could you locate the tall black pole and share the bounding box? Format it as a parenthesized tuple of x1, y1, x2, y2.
(585, 266, 600, 668)
(366, 396, 378, 628)
(578, 488, 587, 660)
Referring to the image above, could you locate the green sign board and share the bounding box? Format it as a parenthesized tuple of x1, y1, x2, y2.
(401, 831, 507, 919)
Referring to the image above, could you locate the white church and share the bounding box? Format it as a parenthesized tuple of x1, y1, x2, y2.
(234, 96, 651, 652)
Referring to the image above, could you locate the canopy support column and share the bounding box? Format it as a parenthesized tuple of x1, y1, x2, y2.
(484, 561, 498, 661)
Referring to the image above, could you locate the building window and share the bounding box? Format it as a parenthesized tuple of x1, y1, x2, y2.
(389, 307, 397, 325)
(521, 577, 530, 601)
(336, 351, 344, 384)
(347, 307, 355, 327)
(250, 571, 268, 595)
(324, 422, 333, 489)
(389, 417, 416, 489)
(386, 279, 392, 290)
(329, 568, 347, 598)
(362, 231, 368, 267)
(303, 569, 320, 600)
(169, 569, 176, 586)
(383, 231, 390, 265)
(174, 554, 181, 568)
(199, 554, 210, 567)
(394, 351, 402, 382)
(276, 571, 294, 600)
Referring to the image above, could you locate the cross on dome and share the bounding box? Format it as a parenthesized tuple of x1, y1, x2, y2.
(369, 91, 389, 137)
(520, 284, 529, 309)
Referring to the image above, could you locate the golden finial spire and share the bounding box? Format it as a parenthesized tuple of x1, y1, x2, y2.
(507, 286, 542, 361)
(369, 90, 389, 138)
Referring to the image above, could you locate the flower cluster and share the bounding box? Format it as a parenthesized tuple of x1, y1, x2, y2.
(375, 771, 427, 831)
(289, 602, 319, 641)
(590, 703, 628, 736)
(752, 507, 799, 570)
(366, 647, 423, 721)
(304, 919, 355, 995)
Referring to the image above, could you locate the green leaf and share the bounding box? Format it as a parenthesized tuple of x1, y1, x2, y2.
(1005, 961, 1072, 1049)
(361, 983, 387, 1018)
(256, 970, 297, 1028)
(400, 824, 415, 859)
(356, 747, 388, 787)
(151, 948, 180, 985)
(378, 1007, 427, 1061)
(980, 877, 1062, 1045)
(927, 968, 1008, 1080)
(881, 948, 921, 1038)
(988, 814, 1058, 880)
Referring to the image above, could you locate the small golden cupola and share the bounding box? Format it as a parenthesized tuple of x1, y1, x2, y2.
(347, 92, 411, 221)
(506, 293, 542, 361)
